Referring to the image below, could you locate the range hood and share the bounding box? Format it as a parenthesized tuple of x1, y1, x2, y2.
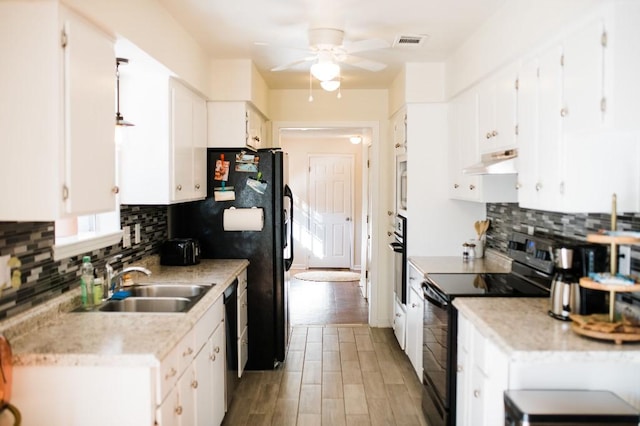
(463, 149, 518, 175)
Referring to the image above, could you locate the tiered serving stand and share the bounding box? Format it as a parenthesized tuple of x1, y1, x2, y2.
(571, 195, 640, 344)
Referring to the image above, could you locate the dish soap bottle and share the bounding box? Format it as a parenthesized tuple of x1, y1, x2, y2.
(80, 256, 94, 310)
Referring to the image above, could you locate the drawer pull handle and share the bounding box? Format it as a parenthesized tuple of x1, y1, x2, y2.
(165, 367, 177, 380)
(191, 380, 198, 389)
(175, 405, 183, 415)
(183, 347, 193, 357)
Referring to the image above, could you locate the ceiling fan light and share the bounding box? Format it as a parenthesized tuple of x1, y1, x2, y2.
(320, 80, 340, 92)
(310, 61, 340, 81)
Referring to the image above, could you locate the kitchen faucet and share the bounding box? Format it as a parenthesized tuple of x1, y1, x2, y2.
(110, 266, 152, 295)
(104, 254, 151, 297)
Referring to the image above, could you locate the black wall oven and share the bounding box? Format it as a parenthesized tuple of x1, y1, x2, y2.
(390, 214, 407, 304)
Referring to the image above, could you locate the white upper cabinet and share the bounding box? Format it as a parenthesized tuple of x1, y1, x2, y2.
(516, 2, 640, 213)
(207, 101, 269, 150)
(117, 39, 207, 205)
(477, 66, 518, 154)
(449, 88, 518, 203)
(0, 2, 116, 221)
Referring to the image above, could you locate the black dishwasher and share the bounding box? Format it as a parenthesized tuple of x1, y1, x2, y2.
(224, 279, 239, 408)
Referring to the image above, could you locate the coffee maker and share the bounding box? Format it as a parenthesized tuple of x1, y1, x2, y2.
(549, 244, 608, 320)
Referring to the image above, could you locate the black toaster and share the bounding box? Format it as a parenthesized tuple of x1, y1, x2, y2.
(160, 238, 201, 266)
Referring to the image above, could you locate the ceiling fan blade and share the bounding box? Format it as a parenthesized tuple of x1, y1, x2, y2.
(270, 57, 314, 72)
(341, 55, 387, 72)
(344, 38, 390, 54)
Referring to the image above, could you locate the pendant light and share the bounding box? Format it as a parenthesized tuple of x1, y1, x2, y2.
(115, 57, 134, 126)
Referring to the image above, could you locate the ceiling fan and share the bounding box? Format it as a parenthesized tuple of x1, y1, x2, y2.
(270, 28, 390, 82)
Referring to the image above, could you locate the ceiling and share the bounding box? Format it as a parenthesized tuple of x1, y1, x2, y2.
(157, 0, 507, 90)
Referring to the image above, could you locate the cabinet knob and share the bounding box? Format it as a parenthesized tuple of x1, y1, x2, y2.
(395, 313, 401, 318)
(535, 183, 542, 191)
(411, 303, 418, 308)
(191, 380, 198, 389)
(473, 390, 481, 398)
(492, 130, 498, 137)
(165, 367, 177, 380)
(395, 143, 402, 148)
(469, 184, 476, 190)
(454, 184, 459, 189)
(486, 132, 492, 139)
(111, 186, 119, 194)
(214, 346, 221, 353)
(210, 353, 216, 361)
(195, 183, 201, 190)
(253, 136, 260, 142)
(62, 185, 69, 201)
(387, 231, 392, 237)
(176, 184, 182, 191)
(175, 406, 183, 415)
(457, 365, 463, 373)
(387, 211, 393, 216)
(515, 183, 521, 190)
(183, 347, 193, 357)
(560, 108, 568, 117)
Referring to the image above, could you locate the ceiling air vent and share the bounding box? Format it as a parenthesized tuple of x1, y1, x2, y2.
(393, 34, 429, 48)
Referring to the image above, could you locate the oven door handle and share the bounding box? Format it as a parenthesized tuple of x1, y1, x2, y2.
(422, 281, 448, 309)
(388, 242, 404, 253)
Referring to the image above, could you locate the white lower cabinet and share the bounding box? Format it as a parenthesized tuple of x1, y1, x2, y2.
(393, 298, 407, 350)
(456, 309, 640, 426)
(237, 269, 249, 377)
(405, 264, 424, 379)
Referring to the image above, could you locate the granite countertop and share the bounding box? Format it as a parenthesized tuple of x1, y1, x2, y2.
(409, 249, 512, 276)
(2, 258, 249, 368)
(453, 298, 640, 363)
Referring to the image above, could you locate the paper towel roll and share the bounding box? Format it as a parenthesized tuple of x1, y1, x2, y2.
(223, 207, 264, 231)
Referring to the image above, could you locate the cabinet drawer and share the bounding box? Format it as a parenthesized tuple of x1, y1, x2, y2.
(177, 328, 196, 372)
(157, 341, 181, 404)
(238, 269, 248, 292)
(238, 289, 248, 333)
(195, 296, 224, 352)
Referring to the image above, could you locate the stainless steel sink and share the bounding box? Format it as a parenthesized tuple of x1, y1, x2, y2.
(99, 297, 191, 313)
(127, 284, 208, 299)
(75, 283, 214, 313)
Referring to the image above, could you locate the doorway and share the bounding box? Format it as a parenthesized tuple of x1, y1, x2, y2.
(278, 123, 373, 325)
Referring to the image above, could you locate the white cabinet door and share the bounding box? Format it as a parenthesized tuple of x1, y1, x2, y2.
(210, 323, 226, 426)
(238, 286, 249, 377)
(477, 67, 517, 154)
(392, 108, 407, 154)
(192, 97, 208, 199)
(0, 3, 115, 220)
(393, 298, 406, 350)
(158, 386, 181, 426)
(405, 285, 423, 379)
(171, 81, 195, 202)
(562, 17, 605, 134)
(208, 102, 268, 150)
(515, 57, 539, 208)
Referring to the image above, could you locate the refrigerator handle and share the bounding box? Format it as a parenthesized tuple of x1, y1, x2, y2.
(284, 184, 294, 271)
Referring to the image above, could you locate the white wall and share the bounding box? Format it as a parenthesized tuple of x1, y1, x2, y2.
(280, 138, 364, 271)
(446, 0, 601, 97)
(63, 0, 212, 98)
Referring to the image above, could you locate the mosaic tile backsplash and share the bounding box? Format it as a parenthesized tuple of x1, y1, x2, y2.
(486, 203, 640, 274)
(0, 205, 167, 320)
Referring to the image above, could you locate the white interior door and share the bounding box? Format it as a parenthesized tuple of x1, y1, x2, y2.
(308, 155, 353, 268)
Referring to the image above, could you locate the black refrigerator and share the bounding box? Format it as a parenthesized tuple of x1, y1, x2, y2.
(170, 148, 294, 370)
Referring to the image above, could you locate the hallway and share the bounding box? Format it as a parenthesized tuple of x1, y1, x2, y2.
(289, 271, 369, 325)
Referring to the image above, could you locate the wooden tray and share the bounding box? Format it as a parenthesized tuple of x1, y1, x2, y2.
(571, 323, 640, 345)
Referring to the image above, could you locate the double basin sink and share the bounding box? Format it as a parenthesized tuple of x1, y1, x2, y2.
(83, 284, 214, 313)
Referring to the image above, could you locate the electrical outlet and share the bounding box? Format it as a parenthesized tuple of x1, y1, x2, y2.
(527, 226, 534, 235)
(619, 245, 631, 276)
(122, 226, 131, 248)
(134, 223, 141, 244)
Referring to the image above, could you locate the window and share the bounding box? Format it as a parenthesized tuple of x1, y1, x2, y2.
(53, 209, 122, 261)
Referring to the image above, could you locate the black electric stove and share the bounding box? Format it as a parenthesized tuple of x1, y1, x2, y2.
(421, 232, 556, 426)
